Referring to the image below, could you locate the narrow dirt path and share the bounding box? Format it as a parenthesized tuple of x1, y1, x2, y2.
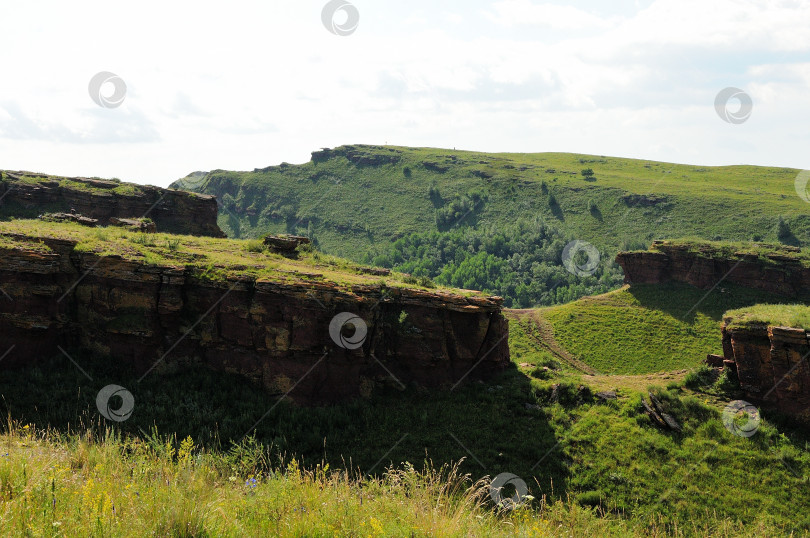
(506, 307, 692, 392)
(506, 308, 598, 375)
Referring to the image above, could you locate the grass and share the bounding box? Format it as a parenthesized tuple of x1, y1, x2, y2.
(645, 238, 810, 267)
(536, 283, 796, 374)
(173, 144, 810, 262)
(0, 171, 143, 196)
(1, 344, 809, 536)
(4, 426, 787, 537)
(0, 219, 464, 294)
(724, 304, 810, 330)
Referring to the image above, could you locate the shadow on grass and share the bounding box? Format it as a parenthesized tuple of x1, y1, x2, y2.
(0, 353, 568, 497)
(625, 281, 798, 325)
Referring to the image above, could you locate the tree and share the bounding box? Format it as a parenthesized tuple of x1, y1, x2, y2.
(581, 168, 595, 180)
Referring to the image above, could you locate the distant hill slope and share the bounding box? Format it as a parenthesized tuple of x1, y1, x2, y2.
(171, 144, 809, 306)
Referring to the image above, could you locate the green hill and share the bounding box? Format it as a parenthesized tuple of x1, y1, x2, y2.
(171, 144, 809, 307)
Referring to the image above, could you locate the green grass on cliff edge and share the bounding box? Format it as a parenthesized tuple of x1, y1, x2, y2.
(643, 238, 810, 267)
(0, 219, 455, 295)
(724, 303, 810, 330)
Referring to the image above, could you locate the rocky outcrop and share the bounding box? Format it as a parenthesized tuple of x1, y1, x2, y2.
(263, 234, 310, 252)
(0, 171, 225, 238)
(109, 217, 157, 233)
(39, 212, 99, 227)
(311, 145, 402, 166)
(721, 323, 810, 420)
(0, 235, 510, 405)
(616, 240, 810, 299)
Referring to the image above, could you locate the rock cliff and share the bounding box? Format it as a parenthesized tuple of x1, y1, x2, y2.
(0, 171, 225, 238)
(617, 239, 810, 420)
(616, 240, 810, 299)
(0, 226, 509, 405)
(720, 323, 810, 420)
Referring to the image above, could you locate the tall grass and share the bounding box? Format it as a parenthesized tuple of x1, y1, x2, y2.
(0, 420, 802, 537)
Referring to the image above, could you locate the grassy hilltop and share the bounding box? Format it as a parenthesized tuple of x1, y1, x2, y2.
(172, 144, 809, 308)
(175, 145, 809, 251)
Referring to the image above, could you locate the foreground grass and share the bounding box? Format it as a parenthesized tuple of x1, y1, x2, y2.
(1, 349, 808, 536)
(0, 424, 802, 537)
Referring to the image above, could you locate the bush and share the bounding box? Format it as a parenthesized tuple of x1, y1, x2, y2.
(587, 199, 598, 213)
(529, 367, 551, 380)
(403, 166, 412, 178)
(418, 275, 436, 288)
(245, 240, 266, 253)
(777, 216, 792, 242)
(581, 169, 595, 179)
(683, 365, 718, 390)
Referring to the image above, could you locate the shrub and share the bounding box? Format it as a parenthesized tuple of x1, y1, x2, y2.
(684, 365, 718, 390)
(418, 276, 436, 288)
(581, 168, 595, 179)
(529, 366, 551, 380)
(245, 239, 266, 253)
(777, 216, 792, 242)
(403, 166, 412, 178)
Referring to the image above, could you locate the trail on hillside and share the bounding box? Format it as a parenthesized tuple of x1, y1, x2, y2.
(507, 308, 598, 375)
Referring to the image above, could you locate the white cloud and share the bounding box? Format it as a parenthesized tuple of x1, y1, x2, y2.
(487, 0, 624, 30)
(0, 0, 808, 186)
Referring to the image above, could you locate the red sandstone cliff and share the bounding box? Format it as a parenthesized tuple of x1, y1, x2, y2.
(0, 234, 509, 405)
(617, 239, 810, 419)
(721, 323, 810, 420)
(0, 171, 225, 238)
(615, 240, 810, 298)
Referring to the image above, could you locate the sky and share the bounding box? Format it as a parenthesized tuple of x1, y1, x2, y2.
(0, 0, 808, 187)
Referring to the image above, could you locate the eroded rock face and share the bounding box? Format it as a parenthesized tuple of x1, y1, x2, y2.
(722, 324, 810, 420)
(0, 172, 225, 238)
(616, 241, 810, 299)
(0, 237, 510, 405)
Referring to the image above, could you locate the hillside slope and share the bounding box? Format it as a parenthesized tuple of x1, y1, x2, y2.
(173, 145, 808, 251)
(172, 144, 809, 307)
(509, 282, 795, 375)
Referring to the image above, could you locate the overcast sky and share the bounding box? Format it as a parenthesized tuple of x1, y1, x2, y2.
(1, 0, 808, 186)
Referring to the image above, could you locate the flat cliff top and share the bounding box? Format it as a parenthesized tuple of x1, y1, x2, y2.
(0, 170, 213, 200)
(0, 219, 498, 304)
(623, 238, 810, 267)
(723, 304, 810, 330)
